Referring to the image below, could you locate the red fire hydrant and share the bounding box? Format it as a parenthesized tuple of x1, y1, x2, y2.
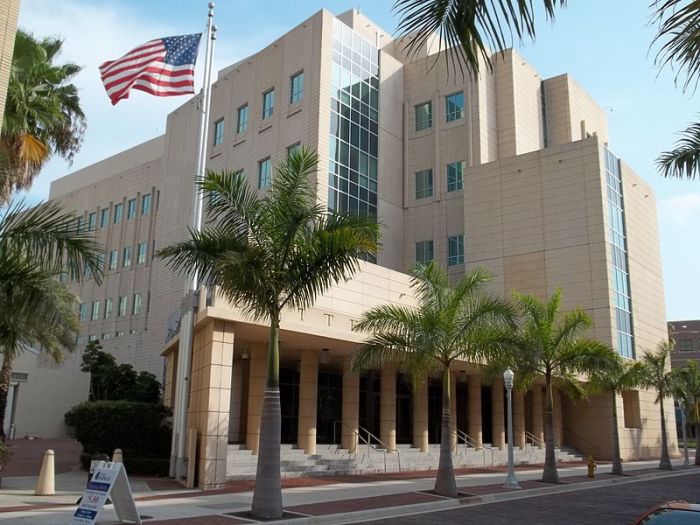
(587, 455, 597, 478)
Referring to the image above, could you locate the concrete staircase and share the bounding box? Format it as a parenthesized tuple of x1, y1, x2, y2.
(226, 442, 586, 480)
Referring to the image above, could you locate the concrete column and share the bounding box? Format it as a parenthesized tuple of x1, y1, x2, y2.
(412, 379, 429, 452)
(298, 349, 318, 454)
(450, 372, 458, 450)
(553, 388, 563, 447)
(514, 391, 526, 449)
(380, 365, 397, 452)
(246, 342, 267, 454)
(492, 378, 506, 450)
(468, 375, 482, 448)
(531, 385, 544, 446)
(341, 361, 359, 453)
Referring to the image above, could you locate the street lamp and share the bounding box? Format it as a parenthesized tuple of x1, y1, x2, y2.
(680, 402, 690, 468)
(503, 368, 520, 489)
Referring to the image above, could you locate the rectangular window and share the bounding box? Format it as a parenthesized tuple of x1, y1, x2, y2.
(97, 254, 105, 272)
(415, 102, 432, 131)
(448, 234, 465, 266)
(118, 296, 128, 317)
(213, 118, 224, 145)
(447, 161, 464, 192)
(445, 91, 465, 122)
(141, 194, 151, 215)
(109, 250, 118, 270)
(287, 142, 301, 157)
(678, 339, 694, 352)
(416, 240, 434, 264)
(133, 293, 142, 315)
(88, 212, 97, 231)
(237, 104, 249, 133)
(76, 216, 84, 232)
(137, 243, 147, 264)
(91, 301, 100, 320)
(83, 262, 92, 280)
(78, 303, 89, 321)
(114, 203, 123, 223)
(290, 71, 304, 103)
(76, 335, 84, 345)
(101, 333, 111, 341)
(104, 298, 113, 319)
(127, 198, 137, 219)
(123, 246, 132, 268)
(258, 157, 272, 189)
(100, 208, 110, 228)
(88, 335, 98, 342)
(262, 89, 275, 119)
(415, 169, 433, 199)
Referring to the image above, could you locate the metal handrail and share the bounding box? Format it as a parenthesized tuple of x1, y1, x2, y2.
(332, 421, 400, 472)
(451, 430, 489, 467)
(523, 430, 544, 449)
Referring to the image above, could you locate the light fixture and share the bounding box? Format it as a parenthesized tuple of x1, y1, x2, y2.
(241, 350, 249, 360)
(503, 368, 520, 489)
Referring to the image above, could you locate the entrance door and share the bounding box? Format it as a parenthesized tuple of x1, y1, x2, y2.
(481, 386, 492, 444)
(279, 366, 299, 444)
(359, 372, 381, 443)
(428, 378, 442, 443)
(396, 373, 413, 444)
(456, 382, 468, 433)
(317, 370, 343, 444)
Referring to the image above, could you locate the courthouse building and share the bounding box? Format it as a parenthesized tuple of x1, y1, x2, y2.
(50, 9, 676, 488)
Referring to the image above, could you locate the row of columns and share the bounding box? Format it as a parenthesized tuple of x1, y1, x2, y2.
(244, 345, 564, 455)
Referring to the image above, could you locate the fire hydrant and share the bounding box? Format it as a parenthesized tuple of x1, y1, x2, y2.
(587, 455, 597, 478)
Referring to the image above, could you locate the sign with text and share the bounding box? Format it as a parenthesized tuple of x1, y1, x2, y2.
(70, 462, 141, 525)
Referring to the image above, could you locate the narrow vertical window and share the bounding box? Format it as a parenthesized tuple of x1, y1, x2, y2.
(447, 235, 464, 266)
(416, 240, 434, 264)
(127, 198, 137, 219)
(213, 118, 225, 145)
(141, 194, 152, 215)
(262, 89, 275, 119)
(123, 246, 132, 268)
(415, 169, 433, 199)
(91, 301, 100, 320)
(100, 208, 110, 228)
(445, 91, 465, 122)
(118, 296, 128, 317)
(133, 294, 142, 315)
(258, 157, 271, 189)
(290, 71, 304, 103)
(415, 102, 432, 131)
(237, 104, 249, 133)
(446, 161, 464, 192)
(137, 242, 147, 264)
(114, 203, 123, 223)
(104, 298, 113, 319)
(88, 212, 97, 231)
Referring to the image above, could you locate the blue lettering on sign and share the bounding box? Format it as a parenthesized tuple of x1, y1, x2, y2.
(87, 481, 111, 492)
(74, 508, 98, 519)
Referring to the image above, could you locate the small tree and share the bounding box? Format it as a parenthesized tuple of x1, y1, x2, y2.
(639, 340, 675, 470)
(588, 355, 643, 475)
(672, 359, 700, 466)
(351, 263, 515, 497)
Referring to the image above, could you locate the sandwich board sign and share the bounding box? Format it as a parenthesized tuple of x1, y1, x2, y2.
(70, 461, 141, 524)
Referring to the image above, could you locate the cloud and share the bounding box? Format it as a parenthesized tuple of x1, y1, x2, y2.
(659, 192, 700, 227)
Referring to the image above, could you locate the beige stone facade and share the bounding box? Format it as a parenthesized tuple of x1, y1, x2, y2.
(0, 0, 19, 128)
(48, 8, 675, 486)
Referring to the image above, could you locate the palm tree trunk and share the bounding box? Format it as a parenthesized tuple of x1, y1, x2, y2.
(695, 422, 700, 466)
(542, 376, 559, 483)
(251, 320, 283, 519)
(0, 355, 12, 442)
(434, 366, 457, 497)
(658, 398, 672, 470)
(611, 391, 623, 475)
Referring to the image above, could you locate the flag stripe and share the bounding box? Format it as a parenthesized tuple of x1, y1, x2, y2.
(100, 34, 201, 105)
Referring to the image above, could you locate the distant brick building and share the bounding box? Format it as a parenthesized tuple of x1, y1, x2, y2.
(668, 320, 700, 369)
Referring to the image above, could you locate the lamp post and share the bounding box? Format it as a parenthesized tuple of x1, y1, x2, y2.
(503, 368, 520, 489)
(680, 403, 690, 468)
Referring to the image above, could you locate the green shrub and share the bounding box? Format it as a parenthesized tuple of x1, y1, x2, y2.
(65, 401, 172, 475)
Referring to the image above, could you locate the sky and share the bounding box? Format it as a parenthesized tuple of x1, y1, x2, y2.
(15, 0, 700, 321)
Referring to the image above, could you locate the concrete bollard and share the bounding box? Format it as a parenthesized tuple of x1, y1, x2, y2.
(35, 449, 55, 496)
(112, 448, 123, 464)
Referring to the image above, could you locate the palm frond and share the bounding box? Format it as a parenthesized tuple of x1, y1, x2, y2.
(393, 0, 566, 77)
(651, 0, 700, 93)
(657, 118, 700, 179)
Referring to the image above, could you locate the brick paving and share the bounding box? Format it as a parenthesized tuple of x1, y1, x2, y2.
(148, 516, 248, 524)
(2, 438, 81, 477)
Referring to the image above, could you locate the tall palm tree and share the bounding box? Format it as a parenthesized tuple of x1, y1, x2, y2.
(588, 355, 643, 475)
(639, 341, 675, 470)
(0, 197, 103, 439)
(671, 359, 700, 466)
(1, 29, 85, 202)
(393, 0, 566, 76)
(158, 148, 380, 519)
(350, 262, 515, 497)
(504, 289, 616, 483)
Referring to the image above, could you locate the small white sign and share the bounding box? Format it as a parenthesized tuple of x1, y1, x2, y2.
(70, 462, 141, 525)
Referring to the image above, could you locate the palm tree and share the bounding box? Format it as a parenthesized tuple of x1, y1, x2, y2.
(350, 262, 514, 497)
(638, 341, 675, 470)
(158, 148, 379, 519)
(1, 29, 85, 202)
(588, 355, 643, 475)
(672, 359, 700, 466)
(505, 289, 616, 483)
(0, 197, 103, 439)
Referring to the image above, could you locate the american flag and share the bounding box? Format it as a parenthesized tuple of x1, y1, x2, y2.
(100, 34, 202, 105)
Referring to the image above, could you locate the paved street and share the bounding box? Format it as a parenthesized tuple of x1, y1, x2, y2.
(363, 471, 700, 525)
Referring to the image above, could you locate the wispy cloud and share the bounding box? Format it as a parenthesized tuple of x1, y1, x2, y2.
(659, 192, 700, 227)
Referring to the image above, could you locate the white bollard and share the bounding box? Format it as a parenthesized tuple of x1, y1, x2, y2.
(35, 449, 55, 496)
(112, 448, 123, 464)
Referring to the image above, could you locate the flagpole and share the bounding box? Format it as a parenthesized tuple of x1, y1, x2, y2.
(170, 2, 217, 481)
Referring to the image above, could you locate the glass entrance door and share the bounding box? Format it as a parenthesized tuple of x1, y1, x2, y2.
(317, 370, 343, 444)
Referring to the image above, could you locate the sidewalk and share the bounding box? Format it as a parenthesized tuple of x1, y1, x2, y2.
(1, 455, 696, 524)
